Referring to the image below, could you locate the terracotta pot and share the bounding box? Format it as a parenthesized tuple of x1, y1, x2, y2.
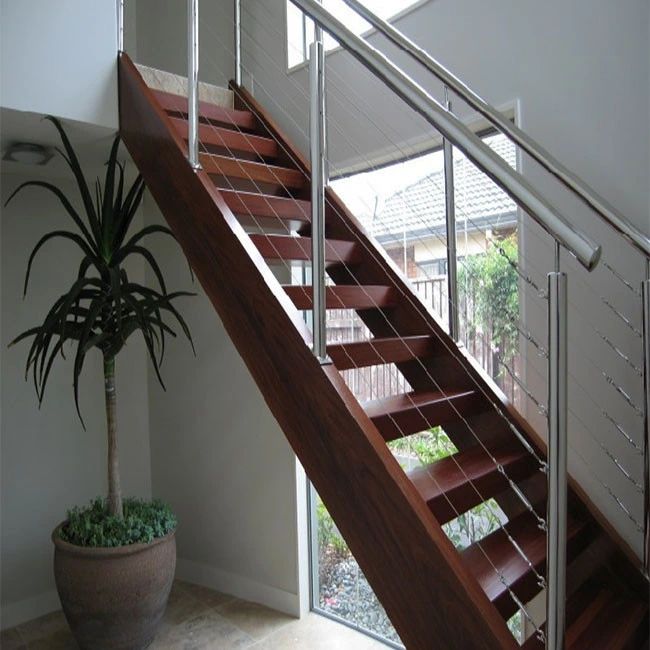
(52, 524, 176, 650)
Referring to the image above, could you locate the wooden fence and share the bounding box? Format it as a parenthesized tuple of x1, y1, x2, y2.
(326, 276, 521, 407)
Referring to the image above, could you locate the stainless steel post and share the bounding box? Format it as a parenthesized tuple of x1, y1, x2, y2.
(546, 269, 568, 650)
(188, 0, 200, 169)
(443, 87, 459, 340)
(314, 0, 323, 43)
(642, 261, 650, 579)
(309, 40, 328, 363)
(117, 0, 124, 52)
(234, 0, 242, 86)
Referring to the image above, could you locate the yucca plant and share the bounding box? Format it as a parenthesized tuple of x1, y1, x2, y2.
(7, 116, 194, 522)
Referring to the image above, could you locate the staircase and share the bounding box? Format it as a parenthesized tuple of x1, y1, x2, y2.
(118, 53, 649, 650)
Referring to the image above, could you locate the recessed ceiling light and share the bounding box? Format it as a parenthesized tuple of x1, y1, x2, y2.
(2, 142, 54, 166)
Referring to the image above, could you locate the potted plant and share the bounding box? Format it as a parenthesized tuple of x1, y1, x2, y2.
(7, 116, 194, 650)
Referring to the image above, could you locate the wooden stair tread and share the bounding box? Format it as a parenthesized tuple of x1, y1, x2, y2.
(569, 589, 648, 650)
(409, 443, 539, 524)
(463, 510, 591, 620)
(363, 389, 482, 441)
(328, 335, 441, 370)
(201, 153, 305, 189)
(152, 89, 258, 130)
(522, 588, 648, 650)
(283, 285, 398, 310)
(220, 190, 311, 222)
(249, 234, 361, 265)
(169, 116, 278, 158)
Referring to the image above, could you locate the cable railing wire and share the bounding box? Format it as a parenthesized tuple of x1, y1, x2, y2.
(192, 24, 558, 618)
(159, 1, 640, 624)
(237, 6, 644, 543)
(231, 9, 643, 502)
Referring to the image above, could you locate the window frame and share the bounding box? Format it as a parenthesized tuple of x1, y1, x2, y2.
(285, 0, 433, 72)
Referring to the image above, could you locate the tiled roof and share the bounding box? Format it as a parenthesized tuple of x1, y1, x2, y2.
(371, 134, 517, 243)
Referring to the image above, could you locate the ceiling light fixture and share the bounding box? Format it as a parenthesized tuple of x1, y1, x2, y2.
(2, 142, 54, 166)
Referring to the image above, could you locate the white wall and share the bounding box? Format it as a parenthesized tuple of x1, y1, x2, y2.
(135, 0, 234, 89)
(0, 171, 151, 628)
(0, 0, 119, 130)
(143, 197, 302, 616)
(242, 0, 650, 554)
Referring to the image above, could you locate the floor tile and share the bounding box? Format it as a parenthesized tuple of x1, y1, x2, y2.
(21, 627, 78, 650)
(175, 580, 235, 609)
(1, 581, 393, 650)
(155, 609, 255, 650)
(161, 582, 211, 627)
(16, 611, 67, 644)
(249, 612, 387, 650)
(0, 627, 25, 650)
(216, 599, 293, 641)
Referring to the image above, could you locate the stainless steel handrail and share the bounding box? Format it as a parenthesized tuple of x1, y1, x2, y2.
(288, 0, 601, 272)
(342, 0, 650, 261)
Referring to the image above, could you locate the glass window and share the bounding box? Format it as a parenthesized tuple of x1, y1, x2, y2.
(287, 0, 423, 68)
(309, 132, 523, 645)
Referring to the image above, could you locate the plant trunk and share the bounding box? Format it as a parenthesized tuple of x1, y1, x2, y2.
(104, 356, 123, 519)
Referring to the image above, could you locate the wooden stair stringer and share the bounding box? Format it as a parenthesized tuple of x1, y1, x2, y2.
(118, 52, 518, 650)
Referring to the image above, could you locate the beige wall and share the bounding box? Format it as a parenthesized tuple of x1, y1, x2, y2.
(134, 0, 234, 89)
(142, 196, 303, 616)
(0, 0, 119, 130)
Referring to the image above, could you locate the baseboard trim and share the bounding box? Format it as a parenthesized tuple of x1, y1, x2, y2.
(175, 557, 300, 617)
(1, 589, 60, 630)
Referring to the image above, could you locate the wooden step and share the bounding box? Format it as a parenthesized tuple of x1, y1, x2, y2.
(220, 190, 311, 223)
(249, 234, 361, 265)
(201, 153, 305, 189)
(463, 510, 592, 620)
(283, 285, 398, 310)
(328, 335, 441, 371)
(522, 587, 648, 650)
(169, 116, 278, 158)
(409, 443, 539, 524)
(152, 89, 258, 130)
(363, 389, 482, 441)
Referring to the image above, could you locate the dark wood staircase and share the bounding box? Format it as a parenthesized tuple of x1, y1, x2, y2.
(118, 53, 648, 650)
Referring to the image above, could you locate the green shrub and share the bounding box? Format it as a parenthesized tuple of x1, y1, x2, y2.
(316, 499, 348, 555)
(60, 497, 177, 547)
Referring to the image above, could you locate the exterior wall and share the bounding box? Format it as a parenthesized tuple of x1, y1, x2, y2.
(241, 0, 650, 554)
(0, 171, 151, 628)
(0, 0, 119, 130)
(142, 197, 304, 616)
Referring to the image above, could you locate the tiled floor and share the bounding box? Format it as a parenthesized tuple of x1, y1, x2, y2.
(0, 580, 390, 649)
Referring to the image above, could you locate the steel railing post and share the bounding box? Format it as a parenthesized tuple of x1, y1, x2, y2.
(234, 0, 242, 85)
(546, 249, 568, 650)
(443, 87, 459, 340)
(309, 39, 328, 363)
(188, 0, 200, 169)
(117, 0, 124, 52)
(641, 265, 650, 579)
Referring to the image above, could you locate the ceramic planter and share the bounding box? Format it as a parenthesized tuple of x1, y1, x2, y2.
(52, 524, 176, 650)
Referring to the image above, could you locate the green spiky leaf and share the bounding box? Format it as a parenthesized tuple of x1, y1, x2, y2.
(8, 116, 194, 425)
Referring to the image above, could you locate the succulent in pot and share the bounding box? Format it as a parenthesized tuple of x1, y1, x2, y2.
(7, 116, 194, 650)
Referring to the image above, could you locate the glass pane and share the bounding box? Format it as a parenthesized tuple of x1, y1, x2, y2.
(312, 132, 521, 646)
(287, 0, 425, 67)
(286, 2, 306, 68)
